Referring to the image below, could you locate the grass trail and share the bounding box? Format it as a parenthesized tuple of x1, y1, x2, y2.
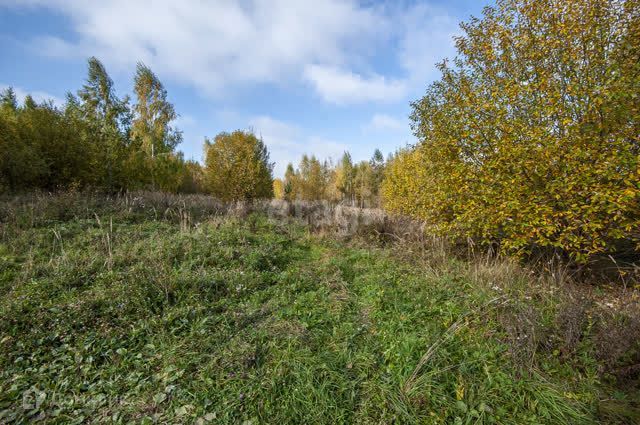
(0, 213, 631, 423)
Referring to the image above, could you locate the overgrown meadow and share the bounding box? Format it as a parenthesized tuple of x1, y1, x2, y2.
(0, 192, 638, 424)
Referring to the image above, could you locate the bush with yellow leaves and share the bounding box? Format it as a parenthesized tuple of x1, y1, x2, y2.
(383, 0, 640, 263)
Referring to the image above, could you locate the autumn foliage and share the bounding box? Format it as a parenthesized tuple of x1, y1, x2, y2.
(282, 150, 385, 207)
(383, 0, 640, 263)
(203, 130, 274, 201)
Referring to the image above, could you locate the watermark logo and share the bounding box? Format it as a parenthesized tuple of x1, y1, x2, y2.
(22, 388, 46, 411)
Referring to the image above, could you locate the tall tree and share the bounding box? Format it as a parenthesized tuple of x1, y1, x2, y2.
(78, 57, 130, 189)
(273, 178, 285, 200)
(283, 163, 298, 201)
(0, 57, 201, 194)
(0, 87, 17, 111)
(369, 148, 385, 206)
(0, 88, 37, 191)
(334, 151, 355, 204)
(354, 161, 375, 208)
(131, 63, 182, 189)
(293, 155, 328, 201)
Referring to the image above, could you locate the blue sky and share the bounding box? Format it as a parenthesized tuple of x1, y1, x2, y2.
(0, 0, 489, 176)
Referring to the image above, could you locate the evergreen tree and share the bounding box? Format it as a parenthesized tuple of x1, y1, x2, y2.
(0, 87, 18, 111)
(369, 148, 385, 206)
(283, 163, 298, 201)
(335, 152, 355, 204)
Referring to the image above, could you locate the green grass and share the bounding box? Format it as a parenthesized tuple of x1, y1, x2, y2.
(0, 207, 635, 423)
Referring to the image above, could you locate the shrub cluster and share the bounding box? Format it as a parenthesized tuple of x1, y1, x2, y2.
(383, 0, 640, 264)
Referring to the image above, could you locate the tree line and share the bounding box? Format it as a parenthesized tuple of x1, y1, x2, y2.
(0, 59, 207, 194)
(0, 58, 386, 207)
(273, 149, 386, 207)
(0, 57, 386, 205)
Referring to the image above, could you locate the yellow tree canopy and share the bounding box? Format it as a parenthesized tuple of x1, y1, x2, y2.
(384, 0, 640, 262)
(204, 130, 274, 201)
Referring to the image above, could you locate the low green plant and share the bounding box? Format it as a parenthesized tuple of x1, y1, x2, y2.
(0, 197, 638, 423)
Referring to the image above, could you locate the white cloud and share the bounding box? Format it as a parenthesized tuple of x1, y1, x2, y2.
(249, 116, 300, 149)
(301, 3, 460, 105)
(249, 115, 347, 177)
(358, 113, 415, 161)
(173, 114, 196, 129)
(1, 0, 461, 105)
(0, 84, 65, 108)
(304, 64, 408, 105)
(1, 0, 463, 118)
(5, 0, 385, 96)
(398, 4, 461, 86)
(365, 113, 406, 133)
(304, 136, 349, 164)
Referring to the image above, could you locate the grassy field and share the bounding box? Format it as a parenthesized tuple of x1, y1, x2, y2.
(0, 194, 638, 424)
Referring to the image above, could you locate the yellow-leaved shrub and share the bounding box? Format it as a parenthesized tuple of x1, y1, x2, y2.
(383, 0, 640, 263)
(204, 130, 274, 201)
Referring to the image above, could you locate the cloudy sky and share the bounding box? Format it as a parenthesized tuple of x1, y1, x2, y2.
(0, 0, 488, 176)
